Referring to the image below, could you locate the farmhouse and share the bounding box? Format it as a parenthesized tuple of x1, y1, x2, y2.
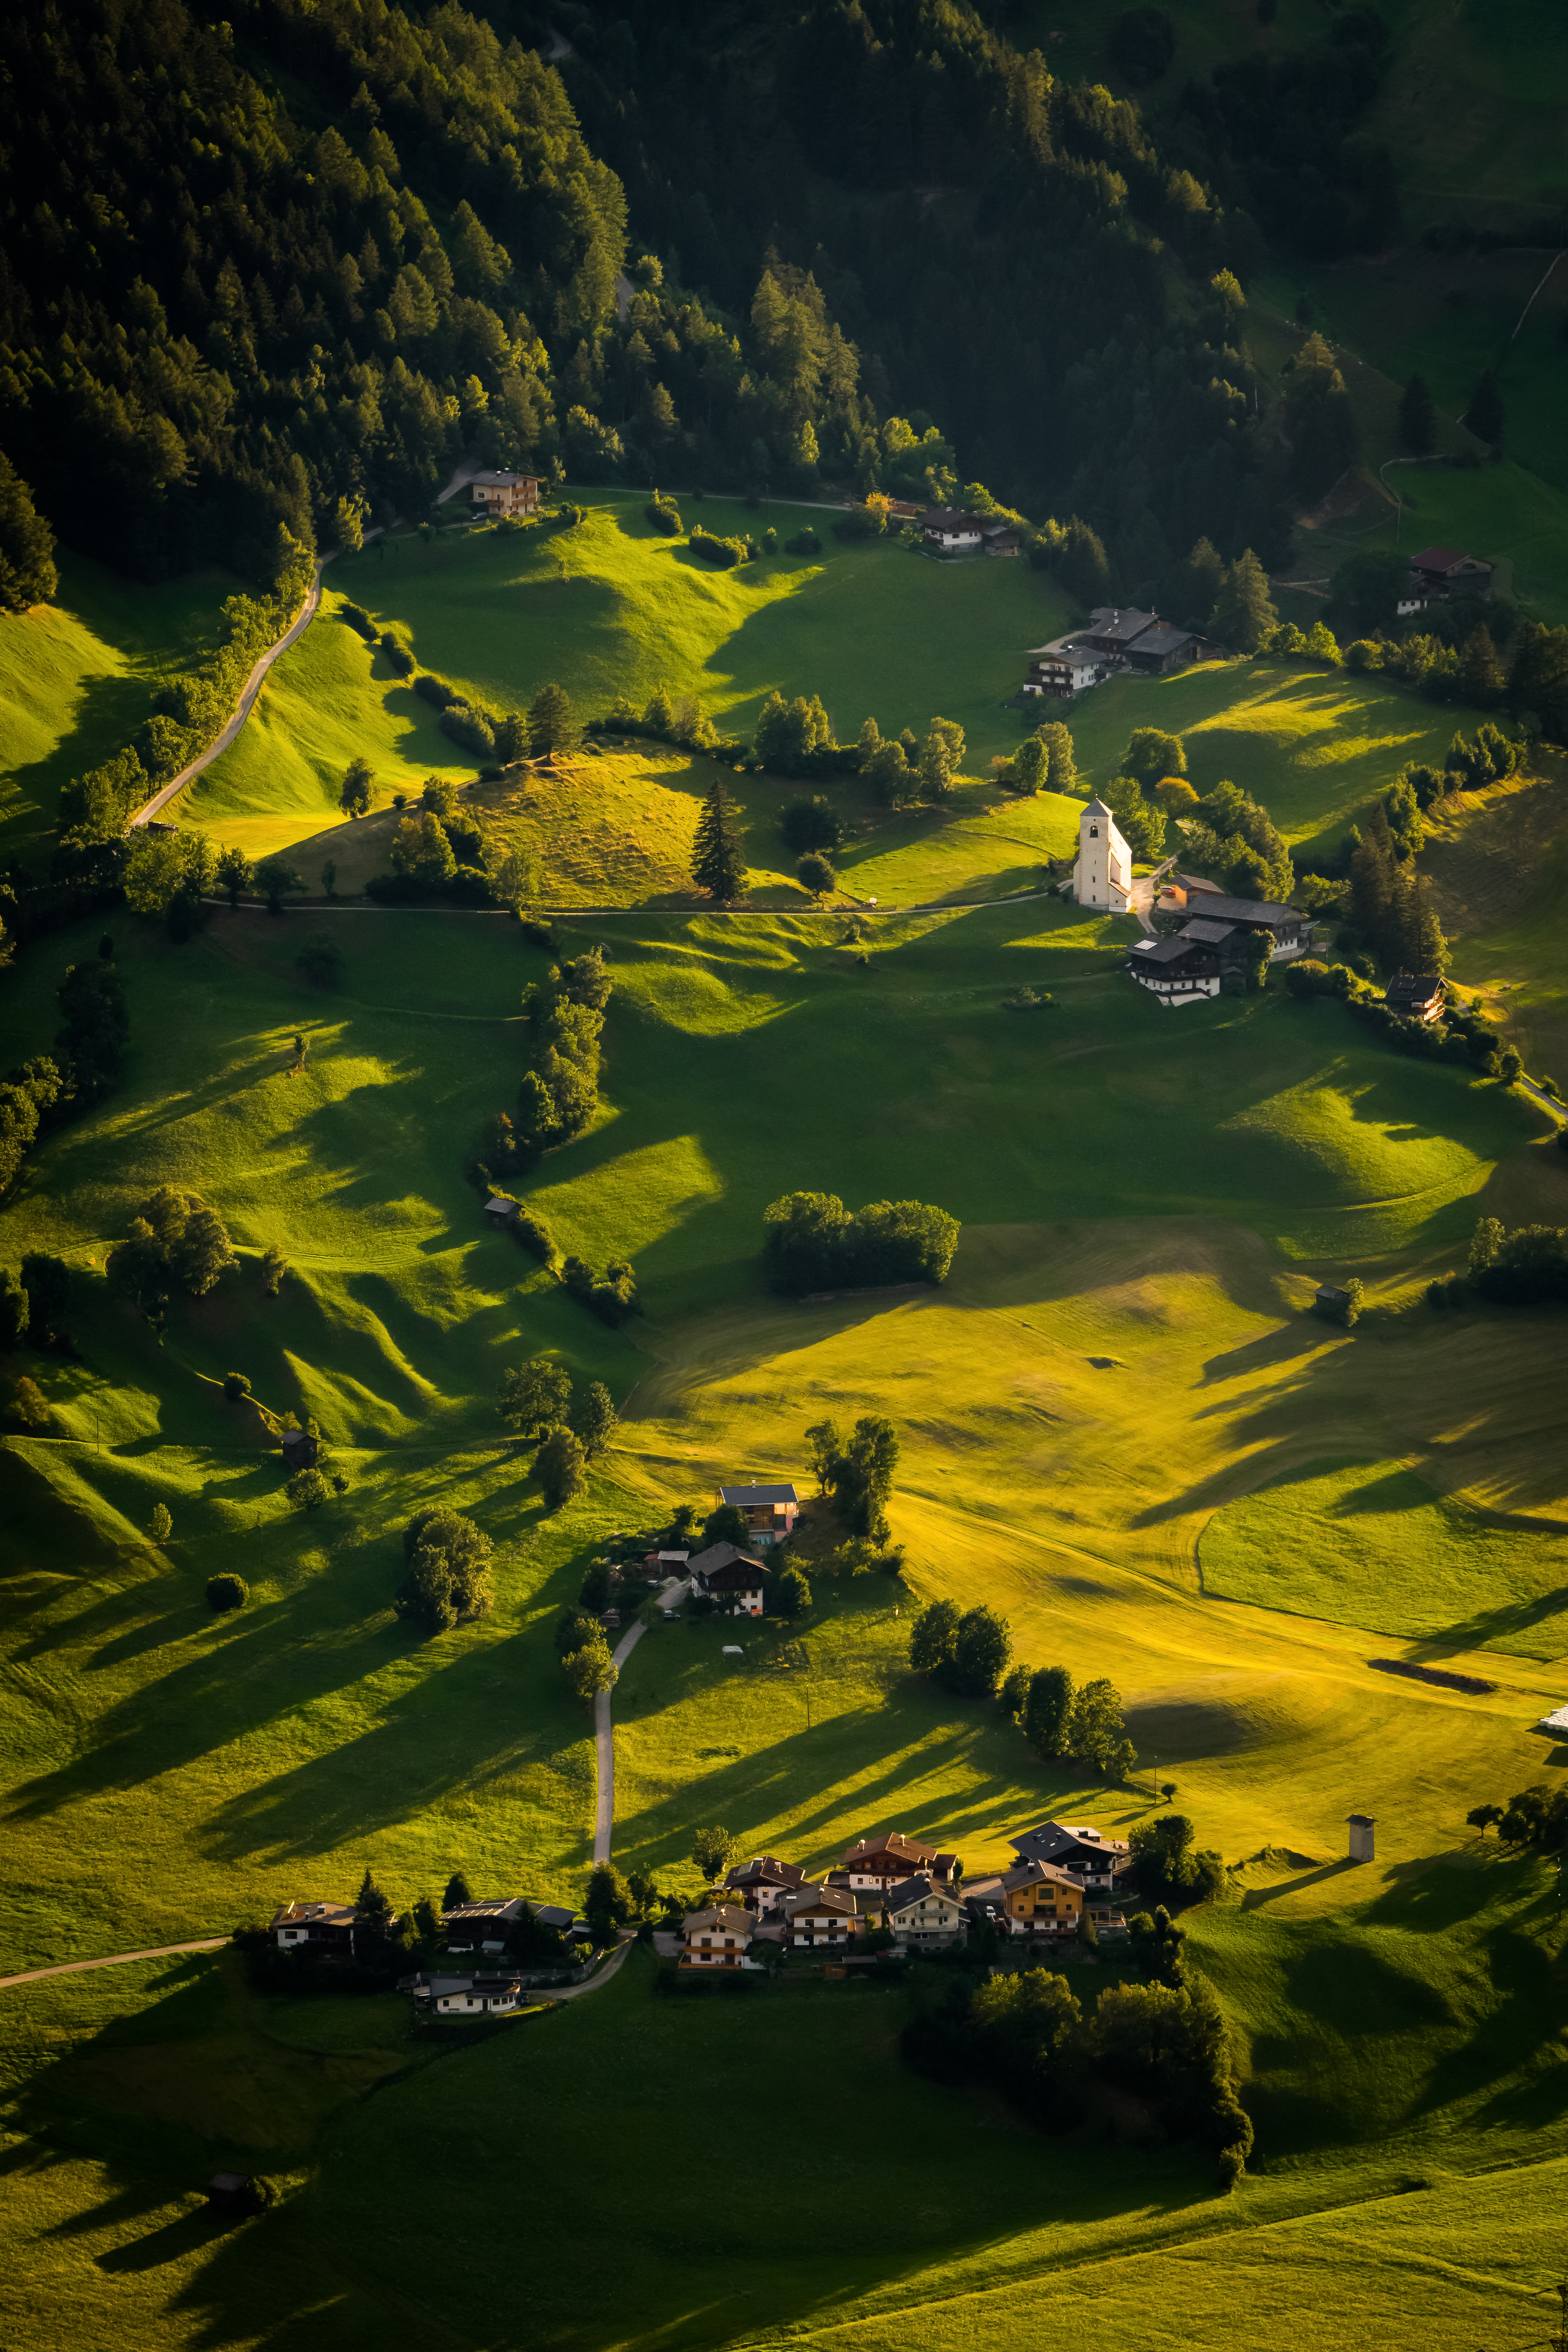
(920, 507, 986, 553)
(688, 1540, 767, 1615)
(269, 1900, 357, 1953)
(839, 1831, 962, 1890)
(1008, 1820, 1132, 1893)
(680, 1905, 760, 1968)
(1125, 929, 1228, 1006)
(717, 1482, 799, 1545)
(1072, 798, 1133, 912)
(442, 1897, 527, 1951)
(1384, 974, 1445, 1023)
(783, 1883, 857, 1947)
(1025, 605, 1202, 699)
(1403, 545, 1493, 611)
(470, 469, 539, 518)
(883, 1874, 968, 1946)
(724, 1854, 807, 1914)
(432, 1972, 525, 2015)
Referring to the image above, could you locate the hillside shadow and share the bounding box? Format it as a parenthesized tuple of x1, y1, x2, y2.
(0, 663, 167, 835)
(1, 1573, 409, 1826)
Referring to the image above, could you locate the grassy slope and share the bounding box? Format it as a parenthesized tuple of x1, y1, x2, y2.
(0, 553, 236, 850)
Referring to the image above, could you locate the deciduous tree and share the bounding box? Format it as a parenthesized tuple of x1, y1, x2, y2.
(499, 1356, 572, 1435)
(537, 1425, 587, 1509)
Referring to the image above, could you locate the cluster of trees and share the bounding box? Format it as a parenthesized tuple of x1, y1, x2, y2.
(1286, 961, 1516, 1080)
(108, 1185, 236, 1316)
(1126, 1812, 1228, 1909)
(762, 1190, 960, 1295)
(1346, 805, 1449, 974)
(556, 1599, 619, 1704)
(1467, 1217, 1568, 1307)
(393, 1506, 494, 1637)
(516, 948, 612, 1160)
(603, 683, 737, 758)
(0, 942, 129, 1201)
(498, 1354, 620, 1511)
(1181, 776, 1296, 907)
(1467, 1780, 1567, 1855)
(902, 1955, 1251, 2183)
(0, 1252, 70, 1359)
(1000, 720, 1077, 797)
(804, 1413, 900, 1543)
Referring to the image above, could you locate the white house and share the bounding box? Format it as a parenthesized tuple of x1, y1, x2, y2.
(782, 1884, 857, 1948)
(679, 1904, 762, 1969)
(883, 1875, 968, 1947)
(724, 1855, 807, 1914)
(434, 1974, 524, 2015)
(1072, 798, 1133, 911)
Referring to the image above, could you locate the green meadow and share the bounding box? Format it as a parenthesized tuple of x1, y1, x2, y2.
(6, 394, 1568, 2349)
(0, 551, 235, 849)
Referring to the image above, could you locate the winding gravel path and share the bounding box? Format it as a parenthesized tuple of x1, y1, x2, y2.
(0, 1938, 226, 1990)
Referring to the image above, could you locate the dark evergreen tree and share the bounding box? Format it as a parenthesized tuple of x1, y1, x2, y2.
(692, 780, 746, 900)
(1464, 372, 1506, 446)
(0, 454, 57, 613)
(1212, 551, 1277, 652)
(1398, 373, 1436, 455)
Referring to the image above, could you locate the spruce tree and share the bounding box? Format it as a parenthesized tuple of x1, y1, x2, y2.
(442, 1870, 474, 1912)
(528, 682, 581, 759)
(1213, 551, 1278, 653)
(692, 780, 746, 900)
(0, 454, 58, 613)
(1464, 372, 1505, 446)
(1400, 872, 1450, 976)
(1398, 373, 1436, 455)
(1460, 625, 1504, 707)
(1349, 811, 1395, 951)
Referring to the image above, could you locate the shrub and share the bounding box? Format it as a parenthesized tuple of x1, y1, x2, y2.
(779, 796, 844, 855)
(287, 1467, 330, 1509)
(796, 851, 836, 897)
(340, 601, 379, 643)
(207, 1573, 249, 1612)
(689, 526, 746, 569)
(379, 631, 415, 678)
(223, 1372, 251, 1401)
(646, 493, 682, 537)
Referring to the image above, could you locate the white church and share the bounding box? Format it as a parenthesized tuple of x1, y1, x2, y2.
(1071, 798, 1132, 912)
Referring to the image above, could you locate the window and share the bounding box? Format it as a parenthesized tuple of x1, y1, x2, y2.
(1090, 825, 1099, 838)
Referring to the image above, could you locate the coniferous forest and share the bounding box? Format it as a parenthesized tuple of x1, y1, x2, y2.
(0, 0, 1405, 605)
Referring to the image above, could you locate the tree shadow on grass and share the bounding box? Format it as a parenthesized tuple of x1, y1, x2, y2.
(1241, 1857, 1361, 1910)
(96, 2206, 228, 2273)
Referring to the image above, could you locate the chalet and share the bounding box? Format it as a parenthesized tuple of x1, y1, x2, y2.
(1407, 545, 1493, 604)
(1026, 637, 1109, 698)
(442, 1897, 527, 1952)
(724, 1855, 807, 1915)
(269, 1900, 356, 1953)
(470, 470, 540, 519)
(280, 1427, 319, 1470)
(840, 1831, 962, 1891)
(688, 1540, 767, 1615)
(883, 1874, 968, 1947)
(484, 1195, 521, 1227)
(1026, 607, 1201, 700)
(783, 1883, 857, 1948)
(1072, 799, 1133, 913)
(1161, 893, 1310, 955)
(1384, 974, 1445, 1024)
(970, 1858, 1088, 1936)
(434, 1972, 525, 2015)
(921, 508, 987, 554)
(717, 1482, 800, 1545)
(679, 1904, 760, 1969)
(1125, 929, 1228, 1007)
(1007, 1821, 1132, 1893)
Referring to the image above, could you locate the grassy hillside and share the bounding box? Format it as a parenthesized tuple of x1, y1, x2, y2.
(0, 553, 236, 850)
(188, 495, 1072, 851)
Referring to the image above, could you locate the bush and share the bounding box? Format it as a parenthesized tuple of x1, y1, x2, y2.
(646, 494, 682, 537)
(689, 526, 747, 569)
(796, 851, 836, 897)
(340, 601, 379, 643)
(207, 1573, 249, 1612)
(223, 1372, 251, 1401)
(779, 796, 844, 855)
(380, 632, 415, 678)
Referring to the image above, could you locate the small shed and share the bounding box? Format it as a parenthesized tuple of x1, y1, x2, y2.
(485, 1196, 520, 1226)
(1348, 1813, 1375, 1863)
(1315, 1283, 1351, 1313)
(280, 1428, 318, 1470)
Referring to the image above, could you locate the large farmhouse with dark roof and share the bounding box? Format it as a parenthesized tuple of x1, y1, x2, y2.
(1126, 892, 1311, 1005)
